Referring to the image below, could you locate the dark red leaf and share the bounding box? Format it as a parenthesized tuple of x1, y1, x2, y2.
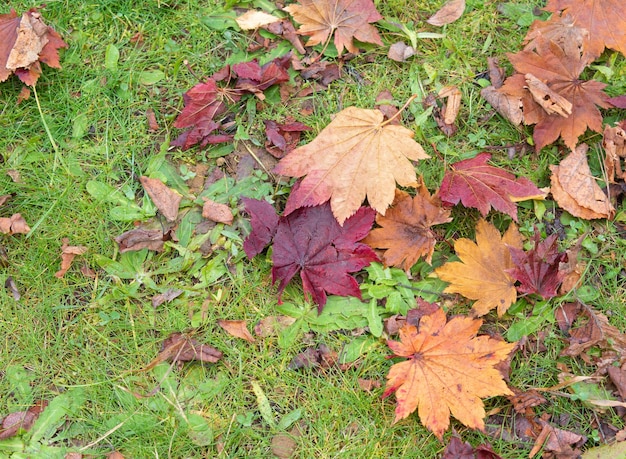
(265, 119, 312, 158)
(441, 436, 475, 459)
(507, 230, 567, 298)
(243, 198, 279, 258)
(0, 400, 47, 440)
(438, 153, 543, 221)
(609, 95, 626, 109)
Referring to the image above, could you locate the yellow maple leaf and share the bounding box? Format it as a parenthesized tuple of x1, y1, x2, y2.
(435, 219, 522, 316)
(274, 106, 430, 225)
(384, 308, 516, 439)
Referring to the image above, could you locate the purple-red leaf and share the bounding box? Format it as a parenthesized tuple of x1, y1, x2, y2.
(244, 201, 378, 310)
(507, 231, 567, 298)
(438, 153, 543, 221)
(243, 198, 279, 258)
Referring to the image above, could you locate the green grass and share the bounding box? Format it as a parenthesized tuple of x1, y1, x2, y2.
(2, 0, 626, 457)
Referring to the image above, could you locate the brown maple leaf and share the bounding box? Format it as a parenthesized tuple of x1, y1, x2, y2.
(274, 105, 430, 225)
(362, 187, 452, 272)
(523, 13, 592, 62)
(504, 40, 612, 151)
(545, 0, 626, 59)
(284, 0, 383, 56)
(435, 219, 522, 317)
(383, 308, 516, 440)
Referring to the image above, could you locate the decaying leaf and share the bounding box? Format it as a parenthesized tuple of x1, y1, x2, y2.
(264, 118, 312, 159)
(523, 13, 592, 62)
(388, 42, 416, 62)
(54, 238, 88, 278)
(143, 332, 222, 371)
(362, 187, 451, 272)
(438, 85, 462, 125)
(549, 144, 615, 220)
(524, 73, 572, 117)
(217, 319, 256, 343)
(506, 230, 567, 299)
(529, 419, 584, 458)
(140, 176, 183, 222)
(603, 123, 626, 183)
(202, 199, 233, 225)
(289, 344, 337, 370)
(274, 106, 430, 225)
(441, 436, 502, 459)
(0, 400, 47, 440)
(243, 199, 378, 310)
(0, 9, 68, 86)
(383, 308, 516, 439)
(236, 10, 281, 30)
(427, 0, 466, 26)
(438, 153, 544, 222)
(435, 219, 522, 316)
(0, 213, 30, 235)
(254, 315, 297, 337)
(284, 0, 383, 56)
(115, 227, 166, 253)
(152, 289, 183, 308)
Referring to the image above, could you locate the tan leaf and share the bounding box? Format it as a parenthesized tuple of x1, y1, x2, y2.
(143, 332, 222, 371)
(435, 219, 522, 316)
(383, 309, 516, 439)
(254, 315, 296, 337)
(524, 73, 572, 117)
(387, 42, 415, 62)
(6, 12, 48, 71)
(139, 176, 182, 222)
(362, 187, 452, 272)
(480, 85, 523, 126)
(438, 85, 462, 125)
(271, 433, 297, 458)
(523, 13, 592, 61)
(549, 144, 614, 220)
(106, 452, 125, 459)
(0, 213, 30, 235)
(427, 0, 466, 26)
(55, 238, 88, 278)
(603, 123, 626, 183)
(217, 319, 256, 343)
(236, 10, 280, 30)
(275, 106, 430, 224)
(202, 199, 233, 225)
(115, 227, 165, 253)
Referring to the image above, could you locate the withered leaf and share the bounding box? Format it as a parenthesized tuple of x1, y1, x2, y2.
(235, 10, 280, 30)
(524, 73, 572, 117)
(362, 187, 451, 272)
(523, 13, 592, 62)
(529, 419, 584, 458)
(254, 315, 296, 337)
(140, 176, 183, 222)
(275, 106, 429, 225)
(264, 118, 312, 159)
(289, 344, 337, 370)
(427, 0, 466, 26)
(55, 238, 88, 278)
(143, 332, 222, 371)
(202, 199, 233, 225)
(383, 308, 516, 440)
(435, 219, 522, 317)
(0, 400, 47, 440)
(549, 144, 615, 220)
(387, 42, 415, 62)
(152, 289, 183, 308)
(115, 227, 165, 253)
(284, 0, 383, 56)
(217, 319, 255, 343)
(0, 213, 30, 235)
(603, 123, 626, 183)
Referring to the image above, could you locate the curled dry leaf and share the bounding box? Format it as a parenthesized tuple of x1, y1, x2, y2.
(426, 0, 466, 26)
(140, 176, 182, 222)
(603, 123, 626, 183)
(383, 308, 516, 440)
(55, 238, 88, 278)
(523, 13, 592, 62)
(254, 315, 296, 337)
(524, 73, 572, 117)
(115, 227, 165, 253)
(152, 289, 183, 308)
(549, 144, 615, 220)
(235, 10, 281, 30)
(0, 400, 47, 440)
(217, 319, 255, 343)
(143, 332, 222, 372)
(387, 42, 415, 62)
(0, 213, 30, 235)
(435, 219, 522, 317)
(438, 85, 462, 125)
(202, 199, 233, 225)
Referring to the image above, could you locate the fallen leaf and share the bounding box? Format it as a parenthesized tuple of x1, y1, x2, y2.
(55, 238, 88, 278)
(284, 0, 383, 56)
(274, 105, 429, 225)
(0, 400, 47, 440)
(558, 237, 585, 295)
(243, 199, 378, 310)
(362, 187, 452, 272)
(435, 219, 522, 316)
(545, 0, 626, 58)
(236, 10, 281, 30)
(383, 308, 516, 439)
(441, 436, 503, 459)
(202, 199, 233, 225)
(152, 289, 183, 308)
(115, 227, 165, 253)
(271, 432, 297, 458)
(264, 118, 312, 159)
(581, 440, 626, 459)
(549, 144, 615, 220)
(438, 85, 462, 125)
(480, 85, 524, 126)
(289, 344, 337, 369)
(388, 42, 415, 62)
(143, 332, 222, 371)
(146, 108, 159, 131)
(608, 364, 626, 399)
(217, 319, 256, 343)
(17, 86, 30, 103)
(140, 176, 183, 222)
(106, 453, 125, 459)
(4, 277, 20, 301)
(524, 73, 572, 117)
(0, 213, 30, 235)
(438, 153, 544, 222)
(427, 0, 466, 26)
(523, 13, 592, 62)
(506, 230, 567, 299)
(529, 419, 584, 458)
(357, 378, 381, 392)
(254, 315, 296, 337)
(603, 123, 626, 183)
(508, 387, 547, 413)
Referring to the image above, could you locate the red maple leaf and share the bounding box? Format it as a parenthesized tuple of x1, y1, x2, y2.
(506, 230, 567, 299)
(172, 56, 291, 150)
(438, 153, 543, 221)
(264, 118, 312, 159)
(243, 199, 378, 310)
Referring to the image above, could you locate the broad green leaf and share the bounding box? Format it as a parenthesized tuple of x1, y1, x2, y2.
(28, 388, 85, 444)
(138, 70, 165, 85)
(277, 409, 302, 431)
(251, 381, 275, 427)
(367, 299, 383, 337)
(185, 413, 213, 446)
(339, 336, 379, 364)
(105, 44, 120, 71)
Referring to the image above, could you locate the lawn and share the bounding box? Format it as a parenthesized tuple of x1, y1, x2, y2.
(2, 0, 626, 458)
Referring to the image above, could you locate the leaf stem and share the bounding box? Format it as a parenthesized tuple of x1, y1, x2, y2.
(381, 94, 418, 127)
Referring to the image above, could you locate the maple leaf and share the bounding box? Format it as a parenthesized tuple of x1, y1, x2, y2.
(506, 230, 567, 299)
(243, 199, 378, 310)
(0, 9, 67, 86)
(274, 105, 430, 225)
(504, 40, 612, 151)
(438, 153, 544, 222)
(545, 0, 626, 58)
(362, 187, 452, 272)
(264, 118, 312, 159)
(435, 219, 522, 317)
(284, 0, 383, 56)
(383, 308, 516, 440)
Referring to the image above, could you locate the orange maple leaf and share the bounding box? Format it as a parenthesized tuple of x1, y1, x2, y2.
(274, 106, 430, 225)
(383, 308, 516, 440)
(435, 219, 522, 317)
(505, 40, 611, 151)
(545, 0, 626, 59)
(284, 0, 383, 56)
(362, 187, 451, 272)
